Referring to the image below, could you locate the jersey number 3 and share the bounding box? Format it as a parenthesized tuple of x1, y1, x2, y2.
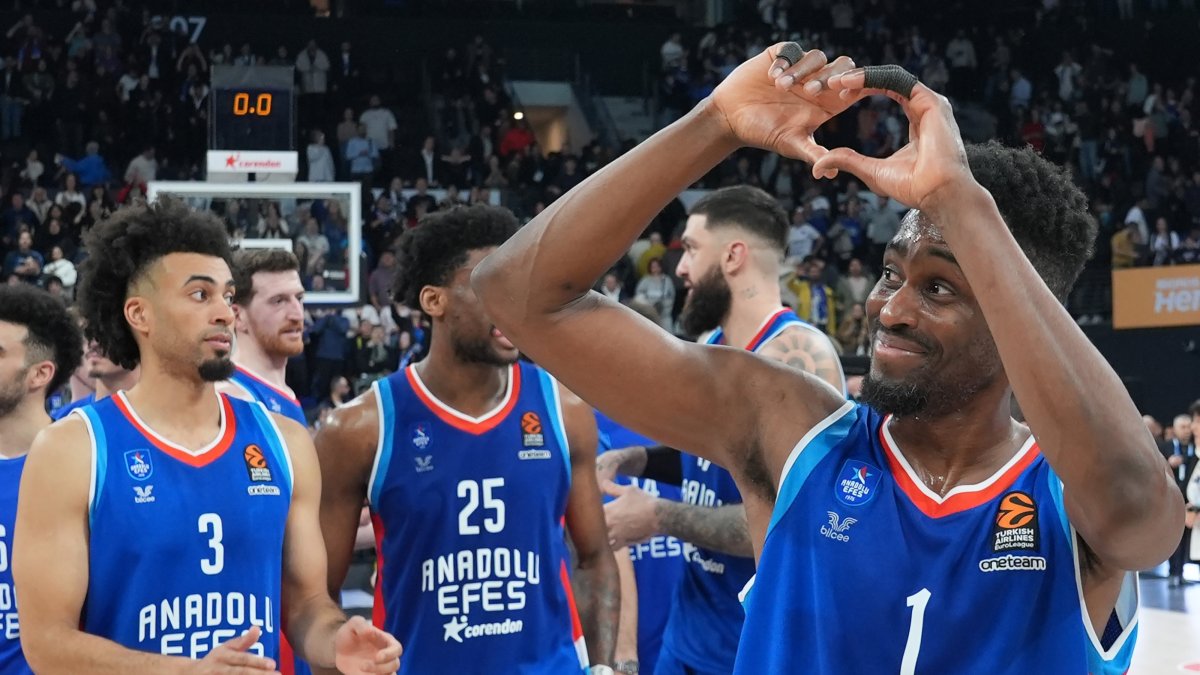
(199, 513, 225, 575)
(457, 478, 506, 535)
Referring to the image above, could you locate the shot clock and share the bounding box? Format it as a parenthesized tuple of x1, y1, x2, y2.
(209, 65, 295, 151)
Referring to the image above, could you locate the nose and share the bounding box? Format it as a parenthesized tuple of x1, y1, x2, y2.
(675, 255, 689, 280)
(876, 283, 920, 332)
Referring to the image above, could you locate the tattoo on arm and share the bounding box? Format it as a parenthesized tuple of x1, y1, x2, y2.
(571, 547, 621, 666)
(763, 330, 845, 392)
(655, 502, 753, 557)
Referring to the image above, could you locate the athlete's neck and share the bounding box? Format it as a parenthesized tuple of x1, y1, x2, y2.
(69, 372, 95, 401)
(94, 367, 139, 400)
(0, 397, 51, 459)
(885, 387, 1027, 496)
(233, 336, 290, 390)
(122, 357, 225, 451)
(720, 273, 786, 349)
(416, 337, 510, 418)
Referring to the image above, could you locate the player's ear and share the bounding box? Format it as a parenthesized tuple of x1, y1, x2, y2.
(25, 359, 55, 392)
(418, 285, 445, 318)
(231, 303, 249, 333)
(723, 240, 748, 275)
(124, 296, 150, 338)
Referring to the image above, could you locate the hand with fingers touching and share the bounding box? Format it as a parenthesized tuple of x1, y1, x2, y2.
(810, 68, 978, 214)
(194, 626, 281, 674)
(707, 42, 857, 163)
(333, 616, 403, 675)
(602, 480, 661, 551)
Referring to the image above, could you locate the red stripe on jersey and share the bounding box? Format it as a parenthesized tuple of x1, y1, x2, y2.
(279, 635, 296, 675)
(559, 559, 584, 641)
(880, 423, 1042, 518)
(372, 512, 388, 631)
(405, 365, 521, 435)
(745, 308, 792, 351)
(112, 392, 237, 468)
(236, 365, 302, 405)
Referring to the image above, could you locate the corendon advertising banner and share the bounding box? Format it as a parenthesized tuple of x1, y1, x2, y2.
(1112, 264, 1200, 329)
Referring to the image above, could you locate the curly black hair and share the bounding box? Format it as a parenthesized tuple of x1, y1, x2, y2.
(689, 185, 789, 253)
(966, 141, 1097, 301)
(77, 196, 233, 370)
(392, 204, 520, 310)
(0, 284, 83, 397)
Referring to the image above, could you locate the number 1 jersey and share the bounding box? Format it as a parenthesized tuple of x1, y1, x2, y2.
(368, 362, 587, 674)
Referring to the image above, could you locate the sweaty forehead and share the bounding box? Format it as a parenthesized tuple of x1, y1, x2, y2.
(894, 210, 946, 247)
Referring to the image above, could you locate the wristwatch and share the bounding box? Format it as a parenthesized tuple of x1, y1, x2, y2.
(589, 666, 615, 675)
(614, 660, 640, 674)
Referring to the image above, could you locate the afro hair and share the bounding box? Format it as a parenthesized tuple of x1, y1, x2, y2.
(77, 196, 233, 370)
(392, 204, 520, 311)
(965, 141, 1097, 301)
(0, 284, 83, 397)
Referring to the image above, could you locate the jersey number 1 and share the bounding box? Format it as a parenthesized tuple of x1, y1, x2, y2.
(901, 588, 931, 675)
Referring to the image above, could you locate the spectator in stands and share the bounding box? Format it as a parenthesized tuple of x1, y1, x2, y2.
(1150, 217, 1181, 265)
(360, 94, 397, 176)
(4, 230, 43, 284)
(345, 123, 379, 186)
(836, 258, 876, 313)
(786, 205, 822, 264)
(27, 186, 50, 225)
(306, 129, 335, 182)
(43, 245, 76, 297)
(2, 192, 35, 248)
(634, 258, 675, 331)
(787, 256, 837, 339)
(296, 39, 330, 127)
(1161, 411, 1197, 587)
(123, 145, 156, 186)
(414, 135, 440, 186)
(368, 249, 397, 308)
(56, 142, 110, 189)
(599, 271, 626, 304)
(836, 302, 870, 356)
(1111, 220, 1142, 268)
(310, 307, 350, 408)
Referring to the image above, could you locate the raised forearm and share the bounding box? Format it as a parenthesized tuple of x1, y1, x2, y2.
(614, 549, 639, 663)
(655, 501, 752, 557)
(475, 103, 738, 315)
(572, 547, 620, 667)
(931, 188, 1180, 564)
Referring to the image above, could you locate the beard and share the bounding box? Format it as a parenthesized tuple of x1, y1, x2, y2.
(198, 356, 235, 382)
(0, 369, 27, 418)
(678, 266, 731, 337)
(254, 323, 305, 358)
(451, 331, 516, 367)
(859, 320, 997, 418)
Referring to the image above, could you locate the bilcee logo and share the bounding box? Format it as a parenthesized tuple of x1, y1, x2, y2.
(820, 511, 857, 542)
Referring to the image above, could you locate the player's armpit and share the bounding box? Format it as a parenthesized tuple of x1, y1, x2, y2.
(560, 386, 620, 668)
(1075, 535, 1131, 643)
(14, 419, 194, 675)
(313, 394, 378, 599)
(757, 326, 846, 394)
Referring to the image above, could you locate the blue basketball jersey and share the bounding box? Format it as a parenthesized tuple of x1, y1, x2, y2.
(77, 392, 293, 661)
(226, 365, 309, 675)
(229, 366, 306, 425)
(369, 362, 587, 674)
(51, 392, 94, 421)
(595, 412, 683, 675)
(0, 455, 30, 675)
(660, 309, 812, 673)
(736, 402, 1138, 675)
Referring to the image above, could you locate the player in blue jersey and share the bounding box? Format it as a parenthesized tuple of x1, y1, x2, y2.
(223, 248, 313, 675)
(13, 197, 402, 674)
(225, 248, 308, 427)
(0, 284, 84, 675)
(597, 185, 845, 675)
(316, 204, 620, 675)
(473, 43, 1183, 674)
(51, 340, 139, 420)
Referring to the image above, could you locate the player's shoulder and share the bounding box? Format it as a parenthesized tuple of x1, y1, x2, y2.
(314, 386, 381, 454)
(27, 414, 94, 483)
(216, 378, 256, 402)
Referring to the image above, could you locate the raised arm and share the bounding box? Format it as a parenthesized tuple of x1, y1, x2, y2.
(559, 388, 619, 668)
(14, 420, 275, 675)
(274, 416, 400, 675)
(472, 45, 851, 468)
(813, 73, 1182, 571)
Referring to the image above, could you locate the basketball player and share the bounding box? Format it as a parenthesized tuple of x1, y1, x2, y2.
(13, 198, 402, 673)
(223, 248, 311, 675)
(598, 185, 846, 675)
(225, 248, 307, 425)
(0, 285, 83, 674)
(316, 204, 620, 674)
(50, 340, 140, 420)
(471, 44, 1182, 673)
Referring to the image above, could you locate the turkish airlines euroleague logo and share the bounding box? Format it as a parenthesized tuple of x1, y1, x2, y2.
(520, 412, 545, 447)
(990, 491, 1040, 553)
(244, 444, 273, 482)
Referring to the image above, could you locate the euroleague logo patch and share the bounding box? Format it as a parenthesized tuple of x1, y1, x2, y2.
(243, 444, 273, 482)
(520, 411, 544, 447)
(990, 491, 1040, 553)
(834, 460, 881, 506)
